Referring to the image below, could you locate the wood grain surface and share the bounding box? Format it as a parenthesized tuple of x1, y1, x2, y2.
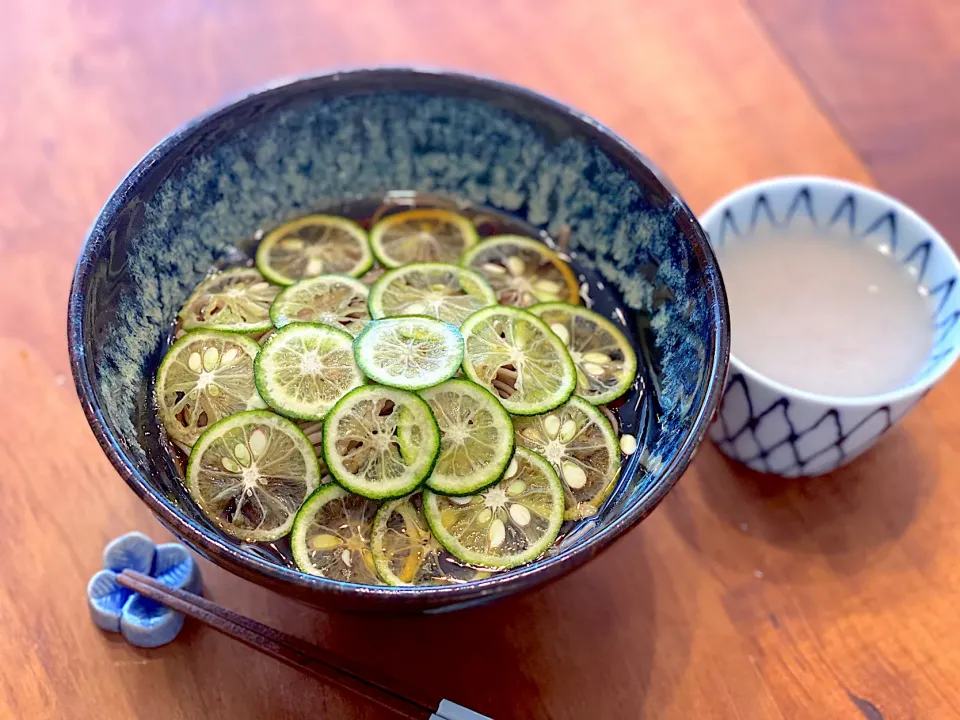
(749, 0, 960, 242)
(0, 1, 955, 718)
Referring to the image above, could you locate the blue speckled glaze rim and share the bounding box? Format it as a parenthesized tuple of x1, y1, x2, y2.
(68, 68, 729, 611)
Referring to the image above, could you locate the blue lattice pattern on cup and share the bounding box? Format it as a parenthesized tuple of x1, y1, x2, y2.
(702, 177, 960, 477)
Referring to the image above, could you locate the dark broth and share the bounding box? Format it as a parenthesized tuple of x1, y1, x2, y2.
(150, 191, 655, 574)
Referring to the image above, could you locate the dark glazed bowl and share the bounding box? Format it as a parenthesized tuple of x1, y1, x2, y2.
(68, 69, 729, 613)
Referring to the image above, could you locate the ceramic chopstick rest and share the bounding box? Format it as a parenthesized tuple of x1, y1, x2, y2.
(87, 531, 201, 648)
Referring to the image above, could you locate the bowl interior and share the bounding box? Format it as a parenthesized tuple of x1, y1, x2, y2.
(70, 70, 727, 610)
(700, 176, 960, 401)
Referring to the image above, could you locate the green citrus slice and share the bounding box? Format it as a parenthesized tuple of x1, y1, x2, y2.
(290, 484, 382, 584)
(254, 323, 364, 421)
(322, 385, 440, 499)
(369, 209, 479, 268)
(296, 420, 332, 483)
(529, 303, 638, 405)
(423, 447, 563, 569)
(461, 235, 580, 308)
(459, 306, 576, 415)
(414, 379, 514, 495)
(354, 317, 464, 390)
(155, 330, 267, 446)
(368, 262, 497, 326)
(270, 275, 370, 336)
(371, 493, 490, 586)
(178, 268, 279, 334)
(186, 410, 320, 541)
(255, 215, 372, 285)
(512, 396, 621, 519)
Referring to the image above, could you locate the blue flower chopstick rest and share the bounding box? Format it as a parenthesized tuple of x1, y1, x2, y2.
(87, 532, 202, 648)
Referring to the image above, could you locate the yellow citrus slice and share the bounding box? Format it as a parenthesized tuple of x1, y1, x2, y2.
(290, 484, 382, 584)
(255, 215, 372, 285)
(461, 235, 580, 307)
(370, 209, 478, 268)
(178, 268, 279, 334)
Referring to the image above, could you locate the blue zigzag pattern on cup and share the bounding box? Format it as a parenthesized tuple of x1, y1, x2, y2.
(712, 374, 894, 476)
(712, 185, 959, 375)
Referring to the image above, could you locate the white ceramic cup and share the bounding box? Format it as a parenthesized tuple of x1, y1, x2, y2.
(700, 176, 960, 477)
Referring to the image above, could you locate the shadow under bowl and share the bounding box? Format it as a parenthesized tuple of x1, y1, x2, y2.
(68, 68, 729, 613)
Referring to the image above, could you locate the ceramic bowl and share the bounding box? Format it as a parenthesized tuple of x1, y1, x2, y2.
(701, 176, 960, 478)
(68, 69, 729, 613)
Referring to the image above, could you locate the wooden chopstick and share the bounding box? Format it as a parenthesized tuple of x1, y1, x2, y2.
(116, 570, 438, 720)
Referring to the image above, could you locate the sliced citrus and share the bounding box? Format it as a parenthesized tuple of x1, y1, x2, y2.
(290, 484, 382, 584)
(369, 209, 478, 268)
(368, 262, 497, 326)
(155, 330, 266, 446)
(322, 385, 440, 499)
(529, 303, 637, 405)
(415, 379, 514, 495)
(270, 275, 370, 336)
(423, 447, 563, 569)
(371, 493, 489, 586)
(461, 235, 580, 307)
(178, 268, 279, 334)
(296, 420, 332, 483)
(354, 317, 463, 390)
(186, 411, 320, 541)
(459, 306, 576, 415)
(512, 396, 621, 519)
(255, 215, 372, 285)
(254, 323, 364, 421)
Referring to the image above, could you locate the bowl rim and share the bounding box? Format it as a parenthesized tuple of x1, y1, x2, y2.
(700, 174, 960, 409)
(68, 67, 730, 607)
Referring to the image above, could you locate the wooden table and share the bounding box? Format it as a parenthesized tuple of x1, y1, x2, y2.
(2, 1, 958, 717)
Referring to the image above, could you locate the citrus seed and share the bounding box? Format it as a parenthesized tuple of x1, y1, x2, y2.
(544, 415, 561, 438)
(522, 428, 543, 441)
(489, 518, 506, 548)
(249, 429, 267, 457)
(477, 508, 493, 524)
(202, 347, 220, 372)
(583, 362, 606, 376)
(562, 461, 587, 489)
(509, 504, 532, 526)
(482, 263, 507, 275)
(234, 443, 251, 466)
(504, 458, 519, 479)
(620, 434, 638, 455)
(560, 419, 578, 442)
(550, 323, 570, 344)
(309, 534, 341, 551)
(505, 257, 525, 276)
(584, 351, 612, 364)
(188, 352, 202, 373)
(221, 457, 240, 473)
(534, 279, 562, 293)
(507, 480, 526, 496)
(221, 348, 239, 364)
